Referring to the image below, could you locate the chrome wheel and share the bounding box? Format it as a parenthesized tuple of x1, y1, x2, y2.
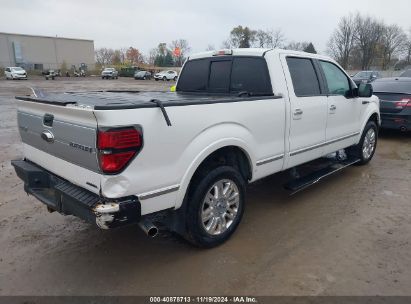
(362, 128, 376, 160)
(201, 179, 240, 236)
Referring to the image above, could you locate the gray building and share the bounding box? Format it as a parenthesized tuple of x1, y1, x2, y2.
(0, 32, 95, 71)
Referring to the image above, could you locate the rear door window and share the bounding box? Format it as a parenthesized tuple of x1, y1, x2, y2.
(286, 57, 321, 96)
(230, 57, 272, 94)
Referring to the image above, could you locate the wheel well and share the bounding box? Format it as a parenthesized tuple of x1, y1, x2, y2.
(191, 146, 252, 184)
(368, 113, 379, 128)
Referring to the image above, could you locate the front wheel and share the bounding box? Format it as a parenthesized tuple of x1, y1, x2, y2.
(185, 166, 246, 248)
(347, 121, 378, 165)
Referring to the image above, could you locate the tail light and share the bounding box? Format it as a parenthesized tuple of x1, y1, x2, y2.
(97, 127, 142, 174)
(395, 98, 411, 109)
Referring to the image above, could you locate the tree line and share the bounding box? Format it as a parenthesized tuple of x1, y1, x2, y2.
(217, 25, 317, 54)
(95, 15, 411, 70)
(94, 27, 318, 68)
(327, 13, 411, 70)
(95, 39, 191, 68)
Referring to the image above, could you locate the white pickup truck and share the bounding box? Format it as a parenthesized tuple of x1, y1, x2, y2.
(12, 49, 380, 247)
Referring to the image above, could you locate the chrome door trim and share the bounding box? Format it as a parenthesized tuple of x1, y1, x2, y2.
(290, 132, 360, 156)
(256, 154, 284, 166)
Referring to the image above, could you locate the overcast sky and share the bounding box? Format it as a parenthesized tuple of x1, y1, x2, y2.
(1, 0, 410, 55)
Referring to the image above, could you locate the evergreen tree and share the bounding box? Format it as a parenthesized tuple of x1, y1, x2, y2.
(304, 42, 317, 54)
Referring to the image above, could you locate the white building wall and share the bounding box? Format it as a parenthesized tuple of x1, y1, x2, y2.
(0, 33, 95, 70)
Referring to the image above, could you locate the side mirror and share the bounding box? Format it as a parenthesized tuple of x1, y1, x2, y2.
(350, 74, 354, 77)
(358, 83, 373, 98)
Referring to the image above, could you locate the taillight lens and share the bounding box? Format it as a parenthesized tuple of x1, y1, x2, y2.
(98, 128, 141, 149)
(395, 98, 411, 109)
(97, 127, 142, 174)
(99, 151, 136, 173)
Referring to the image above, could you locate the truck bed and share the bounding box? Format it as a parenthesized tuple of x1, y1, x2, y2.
(16, 90, 275, 110)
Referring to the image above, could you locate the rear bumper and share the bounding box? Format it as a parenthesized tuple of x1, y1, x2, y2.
(11, 159, 141, 229)
(380, 113, 411, 130)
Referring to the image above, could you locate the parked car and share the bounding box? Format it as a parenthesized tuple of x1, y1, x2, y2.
(12, 48, 379, 247)
(101, 68, 118, 79)
(372, 77, 411, 132)
(351, 71, 381, 85)
(154, 70, 178, 81)
(44, 70, 58, 80)
(134, 70, 152, 80)
(4, 67, 27, 80)
(400, 69, 411, 77)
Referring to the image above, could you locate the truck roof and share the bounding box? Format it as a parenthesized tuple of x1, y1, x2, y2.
(189, 48, 333, 62)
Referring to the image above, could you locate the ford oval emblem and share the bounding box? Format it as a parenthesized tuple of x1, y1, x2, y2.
(41, 130, 55, 143)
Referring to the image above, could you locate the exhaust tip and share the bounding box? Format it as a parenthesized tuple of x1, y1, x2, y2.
(147, 227, 159, 238)
(138, 218, 159, 238)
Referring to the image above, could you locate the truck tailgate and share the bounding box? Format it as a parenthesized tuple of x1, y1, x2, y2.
(16, 99, 101, 193)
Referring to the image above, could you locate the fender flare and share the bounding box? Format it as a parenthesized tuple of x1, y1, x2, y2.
(174, 138, 254, 210)
(357, 110, 380, 145)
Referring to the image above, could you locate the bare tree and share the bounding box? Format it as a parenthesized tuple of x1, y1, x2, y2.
(256, 29, 285, 48)
(169, 39, 191, 66)
(380, 24, 407, 70)
(148, 48, 158, 66)
(354, 14, 385, 70)
(404, 30, 411, 64)
(205, 44, 215, 51)
(95, 48, 114, 66)
(285, 41, 309, 51)
(327, 14, 356, 69)
(221, 39, 232, 49)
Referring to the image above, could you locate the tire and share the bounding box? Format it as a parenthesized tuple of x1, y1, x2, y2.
(143, 76, 146, 80)
(163, 76, 167, 81)
(174, 76, 177, 81)
(102, 77, 104, 79)
(185, 166, 246, 248)
(155, 78, 159, 81)
(347, 120, 378, 165)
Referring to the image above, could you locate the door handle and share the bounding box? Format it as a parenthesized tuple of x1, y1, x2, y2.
(330, 105, 337, 111)
(294, 109, 303, 115)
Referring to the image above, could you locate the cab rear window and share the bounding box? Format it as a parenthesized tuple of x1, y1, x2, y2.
(177, 56, 272, 95)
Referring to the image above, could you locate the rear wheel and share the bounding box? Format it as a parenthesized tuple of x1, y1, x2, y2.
(185, 166, 246, 248)
(347, 121, 378, 165)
